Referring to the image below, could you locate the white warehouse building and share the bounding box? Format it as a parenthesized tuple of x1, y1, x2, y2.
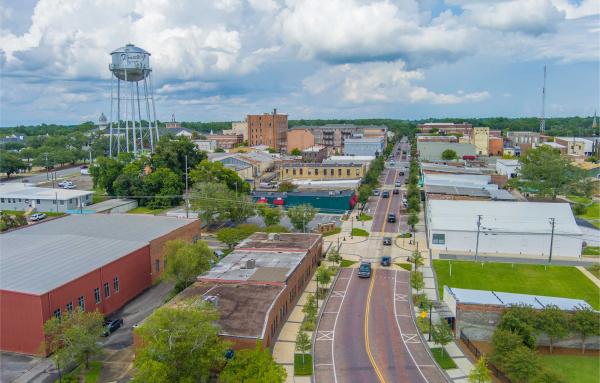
(426, 200, 583, 258)
(0, 183, 93, 213)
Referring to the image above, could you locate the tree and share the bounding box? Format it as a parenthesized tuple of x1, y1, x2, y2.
(491, 328, 523, 368)
(327, 248, 342, 266)
(519, 145, 588, 199)
(0, 152, 27, 178)
(162, 239, 215, 293)
(43, 309, 104, 372)
(536, 304, 569, 353)
(409, 250, 424, 271)
(151, 136, 206, 177)
(302, 294, 318, 319)
(191, 182, 255, 225)
(357, 184, 372, 205)
(141, 167, 183, 208)
(277, 181, 295, 192)
(408, 196, 420, 213)
(532, 369, 568, 383)
(214, 147, 225, 153)
(497, 304, 537, 349)
(571, 305, 600, 353)
(431, 321, 453, 357)
(441, 149, 458, 160)
(219, 342, 287, 383)
(410, 271, 425, 293)
(258, 204, 281, 226)
(407, 212, 419, 233)
(264, 225, 289, 233)
(290, 148, 302, 156)
(90, 155, 129, 195)
(133, 303, 226, 383)
(190, 160, 250, 193)
(502, 346, 539, 383)
(295, 331, 311, 364)
(287, 204, 317, 232)
(217, 227, 249, 249)
(316, 266, 332, 297)
(468, 356, 492, 383)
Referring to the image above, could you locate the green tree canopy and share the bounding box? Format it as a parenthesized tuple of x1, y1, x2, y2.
(497, 305, 538, 349)
(431, 322, 453, 357)
(257, 204, 282, 226)
(162, 239, 215, 293)
(468, 356, 492, 383)
(191, 182, 255, 225)
(190, 160, 250, 193)
(290, 148, 302, 156)
(295, 331, 311, 364)
(570, 305, 600, 353)
(357, 184, 373, 205)
(0, 152, 27, 178)
(219, 342, 286, 383)
(133, 303, 226, 383)
(441, 149, 458, 160)
(151, 136, 206, 177)
(287, 204, 317, 232)
(536, 304, 569, 353)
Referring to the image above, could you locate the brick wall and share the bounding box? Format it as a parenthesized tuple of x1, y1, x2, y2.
(149, 220, 202, 282)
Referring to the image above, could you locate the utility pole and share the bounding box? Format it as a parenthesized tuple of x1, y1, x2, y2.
(549, 218, 555, 263)
(184, 155, 189, 219)
(55, 192, 59, 214)
(44, 153, 49, 180)
(475, 214, 482, 262)
(540, 65, 547, 133)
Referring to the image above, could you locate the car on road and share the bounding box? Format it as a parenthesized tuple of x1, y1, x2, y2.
(383, 237, 392, 246)
(399, 171, 404, 176)
(382, 191, 389, 198)
(29, 213, 46, 221)
(373, 189, 380, 196)
(357, 262, 372, 278)
(395, 181, 401, 187)
(390, 161, 395, 166)
(102, 318, 124, 336)
(393, 188, 399, 195)
(387, 213, 396, 223)
(57, 180, 69, 187)
(380, 256, 391, 267)
(63, 183, 76, 189)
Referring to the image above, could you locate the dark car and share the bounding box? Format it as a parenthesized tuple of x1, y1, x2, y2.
(382, 191, 390, 198)
(399, 171, 404, 176)
(393, 188, 399, 195)
(380, 256, 391, 267)
(102, 318, 124, 336)
(387, 213, 396, 223)
(357, 262, 372, 278)
(383, 237, 392, 246)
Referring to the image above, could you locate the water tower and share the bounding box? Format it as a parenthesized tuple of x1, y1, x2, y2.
(108, 43, 160, 157)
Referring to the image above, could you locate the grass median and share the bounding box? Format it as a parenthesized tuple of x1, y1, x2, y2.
(433, 260, 600, 309)
(294, 354, 313, 376)
(539, 355, 599, 383)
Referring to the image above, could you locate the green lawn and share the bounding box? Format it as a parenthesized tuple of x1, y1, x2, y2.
(587, 265, 600, 279)
(578, 202, 600, 220)
(128, 206, 170, 215)
(539, 355, 599, 383)
(568, 195, 592, 205)
(357, 213, 373, 221)
(322, 227, 342, 237)
(396, 263, 412, 271)
(294, 354, 313, 376)
(0, 210, 64, 217)
(341, 259, 357, 267)
(351, 228, 369, 237)
(583, 246, 600, 257)
(84, 361, 102, 383)
(430, 348, 457, 369)
(433, 260, 600, 309)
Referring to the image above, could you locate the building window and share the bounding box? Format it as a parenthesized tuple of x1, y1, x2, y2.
(299, 168, 303, 175)
(53, 200, 57, 204)
(0, 198, 3, 202)
(114, 276, 120, 292)
(346, 169, 350, 176)
(285, 169, 289, 174)
(66, 302, 73, 313)
(60, 200, 64, 205)
(94, 288, 101, 304)
(432, 234, 445, 245)
(293, 169, 296, 175)
(315, 169, 318, 175)
(36, 199, 41, 204)
(53, 308, 61, 319)
(103, 282, 110, 298)
(78, 296, 85, 311)
(356, 169, 360, 176)
(155, 259, 160, 273)
(338, 169, 342, 176)
(330, 169, 334, 175)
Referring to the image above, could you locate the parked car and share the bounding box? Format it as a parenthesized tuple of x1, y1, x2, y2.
(80, 165, 89, 175)
(382, 191, 389, 198)
(357, 262, 372, 278)
(102, 318, 124, 336)
(383, 237, 392, 246)
(373, 190, 380, 196)
(380, 256, 391, 267)
(398, 171, 404, 176)
(57, 180, 69, 187)
(395, 181, 401, 187)
(393, 188, 399, 195)
(29, 213, 47, 221)
(387, 213, 396, 223)
(63, 183, 76, 189)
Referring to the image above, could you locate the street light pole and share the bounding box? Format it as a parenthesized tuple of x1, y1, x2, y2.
(184, 155, 189, 219)
(549, 217, 555, 263)
(475, 214, 482, 261)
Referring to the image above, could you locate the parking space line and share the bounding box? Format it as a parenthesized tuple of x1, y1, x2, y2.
(330, 268, 356, 383)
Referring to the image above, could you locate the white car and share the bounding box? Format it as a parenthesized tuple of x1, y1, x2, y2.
(63, 183, 76, 189)
(57, 181, 69, 187)
(30, 213, 47, 221)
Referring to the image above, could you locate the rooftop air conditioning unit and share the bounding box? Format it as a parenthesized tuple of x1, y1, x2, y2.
(245, 259, 256, 269)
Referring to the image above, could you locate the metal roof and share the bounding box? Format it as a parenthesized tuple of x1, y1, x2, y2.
(448, 287, 592, 310)
(0, 214, 197, 294)
(428, 200, 582, 235)
(0, 183, 93, 201)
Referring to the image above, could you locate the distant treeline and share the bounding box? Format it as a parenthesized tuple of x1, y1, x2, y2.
(2, 116, 596, 138)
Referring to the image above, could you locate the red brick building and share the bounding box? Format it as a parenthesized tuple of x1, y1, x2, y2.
(248, 109, 288, 151)
(0, 214, 200, 355)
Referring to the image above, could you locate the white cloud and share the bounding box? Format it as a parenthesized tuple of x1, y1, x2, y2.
(303, 60, 490, 105)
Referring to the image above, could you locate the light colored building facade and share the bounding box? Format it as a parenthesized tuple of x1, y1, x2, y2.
(301, 145, 328, 163)
(289, 124, 386, 150)
(206, 134, 243, 149)
(417, 122, 473, 136)
(496, 159, 520, 178)
(287, 129, 315, 152)
(247, 109, 288, 151)
(280, 163, 365, 180)
(0, 184, 93, 213)
(472, 127, 490, 155)
(506, 131, 541, 146)
(223, 121, 248, 141)
(554, 137, 594, 156)
(192, 139, 218, 152)
(343, 137, 385, 156)
(417, 142, 477, 161)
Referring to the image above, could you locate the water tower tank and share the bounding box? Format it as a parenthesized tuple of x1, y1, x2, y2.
(109, 43, 151, 82)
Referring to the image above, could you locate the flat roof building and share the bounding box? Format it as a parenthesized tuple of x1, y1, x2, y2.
(280, 162, 365, 181)
(426, 200, 582, 258)
(343, 137, 385, 157)
(248, 109, 288, 151)
(0, 214, 200, 355)
(166, 233, 323, 349)
(0, 183, 94, 213)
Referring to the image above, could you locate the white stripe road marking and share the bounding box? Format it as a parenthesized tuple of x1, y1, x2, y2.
(330, 269, 355, 383)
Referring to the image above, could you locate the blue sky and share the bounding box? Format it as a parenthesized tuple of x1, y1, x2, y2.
(0, 0, 598, 126)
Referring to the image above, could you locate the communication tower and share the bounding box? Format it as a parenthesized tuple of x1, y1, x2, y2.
(108, 44, 160, 156)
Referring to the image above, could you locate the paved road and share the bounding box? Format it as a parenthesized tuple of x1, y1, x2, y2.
(1, 165, 81, 185)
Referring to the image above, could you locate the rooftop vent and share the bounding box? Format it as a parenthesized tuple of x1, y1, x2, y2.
(241, 259, 256, 269)
(203, 295, 219, 306)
